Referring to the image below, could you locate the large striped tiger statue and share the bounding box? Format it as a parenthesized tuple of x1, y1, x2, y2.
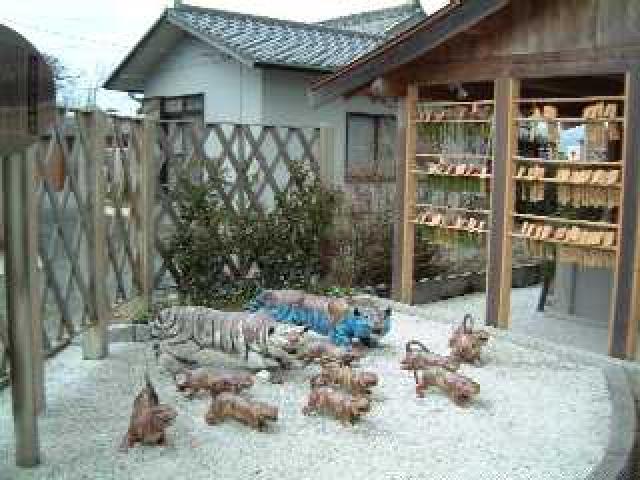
(246, 290, 392, 347)
(151, 307, 277, 360)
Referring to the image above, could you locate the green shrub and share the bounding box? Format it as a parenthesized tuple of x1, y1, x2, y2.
(168, 161, 339, 309)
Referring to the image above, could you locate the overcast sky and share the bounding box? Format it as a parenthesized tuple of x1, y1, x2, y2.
(0, 0, 447, 112)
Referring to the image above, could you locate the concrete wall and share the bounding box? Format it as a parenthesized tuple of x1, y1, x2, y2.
(552, 263, 613, 324)
(144, 37, 263, 124)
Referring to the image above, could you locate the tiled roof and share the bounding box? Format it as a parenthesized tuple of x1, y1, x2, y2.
(317, 3, 426, 37)
(169, 6, 384, 71)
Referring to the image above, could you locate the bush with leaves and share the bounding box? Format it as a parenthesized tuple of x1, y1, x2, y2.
(168, 161, 339, 309)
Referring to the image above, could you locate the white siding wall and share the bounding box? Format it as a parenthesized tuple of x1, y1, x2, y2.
(143, 37, 398, 195)
(261, 68, 397, 187)
(144, 37, 263, 123)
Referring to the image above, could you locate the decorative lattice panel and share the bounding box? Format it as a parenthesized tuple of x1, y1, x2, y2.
(103, 116, 144, 308)
(152, 121, 320, 289)
(35, 111, 94, 353)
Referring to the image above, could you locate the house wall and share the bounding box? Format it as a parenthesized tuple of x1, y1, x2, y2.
(261, 68, 397, 193)
(144, 37, 263, 123)
(142, 37, 399, 212)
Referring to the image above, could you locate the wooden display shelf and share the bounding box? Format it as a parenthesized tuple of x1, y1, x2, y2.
(513, 156, 621, 166)
(417, 153, 492, 159)
(413, 119, 492, 124)
(516, 96, 625, 104)
(415, 204, 491, 215)
(513, 176, 621, 188)
(413, 169, 492, 179)
(515, 117, 624, 123)
(412, 220, 489, 234)
(511, 233, 617, 252)
(512, 213, 618, 229)
(418, 100, 495, 106)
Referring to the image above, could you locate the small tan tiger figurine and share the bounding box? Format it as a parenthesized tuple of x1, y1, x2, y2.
(449, 314, 490, 364)
(303, 387, 370, 425)
(175, 368, 254, 398)
(415, 368, 480, 407)
(310, 364, 378, 396)
(120, 374, 177, 451)
(400, 340, 460, 374)
(205, 393, 278, 431)
(297, 341, 364, 367)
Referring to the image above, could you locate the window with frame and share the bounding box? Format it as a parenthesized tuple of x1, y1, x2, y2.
(346, 113, 397, 182)
(158, 94, 204, 120)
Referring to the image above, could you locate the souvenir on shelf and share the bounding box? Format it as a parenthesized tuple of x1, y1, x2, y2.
(513, 96, 624, 269)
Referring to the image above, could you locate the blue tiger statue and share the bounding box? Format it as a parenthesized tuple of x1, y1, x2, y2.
(246, 290, 391, 347)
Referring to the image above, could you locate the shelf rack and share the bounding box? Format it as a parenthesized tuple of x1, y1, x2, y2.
(513, 156, 621, 166)
(412, 221, 489, 235)
(513, 176, 621, 188)
(511, 233, 617, 252)
(511, 93, 625, 267)
(415, 204, 491, 215)
(413, 169, 492, 179)
(416, 153, 493, 159)
(515, 117, 624, 123)
(516, 96, 625, 104)
(511, 213, 618, 229)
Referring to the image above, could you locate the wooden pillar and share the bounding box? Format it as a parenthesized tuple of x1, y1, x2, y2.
(4, 150, 40, 467)
(26, 145, 44, 413)
(139, 119, 156, 307)
(486, 78, 519, 328)
(610, 66, 640, 359)
(394, 84, 418, 304)
(318, 127, 335, 186)
(82, 111, 108, 360)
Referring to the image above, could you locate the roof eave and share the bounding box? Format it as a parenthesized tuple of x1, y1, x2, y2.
(104, 10, 169, 91)
(309, 0, 511, 107)
(254, 61, 335, 74)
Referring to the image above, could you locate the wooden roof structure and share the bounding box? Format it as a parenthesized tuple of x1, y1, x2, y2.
(311, 0, 640, 361)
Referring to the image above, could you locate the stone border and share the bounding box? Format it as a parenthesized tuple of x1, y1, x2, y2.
(586, 367, 637, 480)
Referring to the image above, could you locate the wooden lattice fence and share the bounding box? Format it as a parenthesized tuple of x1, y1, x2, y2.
(152, 121, 321, 289)
(0, 112, 325, 383)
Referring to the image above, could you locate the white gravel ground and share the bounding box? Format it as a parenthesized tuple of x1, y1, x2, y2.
(0, 308, 611, 480)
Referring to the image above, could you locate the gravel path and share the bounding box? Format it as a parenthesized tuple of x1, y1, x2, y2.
(0, 310, 611, 480)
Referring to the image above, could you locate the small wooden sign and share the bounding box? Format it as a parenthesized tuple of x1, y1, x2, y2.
(0, 24, 55, 156)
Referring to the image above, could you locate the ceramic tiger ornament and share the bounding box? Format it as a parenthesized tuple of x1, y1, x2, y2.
(151, 307, 275, 360)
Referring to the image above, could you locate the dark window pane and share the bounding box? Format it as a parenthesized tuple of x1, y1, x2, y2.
(347, 115, 375, 180)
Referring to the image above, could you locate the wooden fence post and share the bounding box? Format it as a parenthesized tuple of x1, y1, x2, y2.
(4, 150, 40, 466)
(26, 144, 44, 413)
(486, 78, 519, 328)
(138, 119, 155, 307)
(82, 110, 108, 359)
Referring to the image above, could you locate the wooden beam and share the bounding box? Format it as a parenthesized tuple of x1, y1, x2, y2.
(392, 97, 408, 301)
(395, 47, 640, 86)
(82, 111, 108, 360)
(486, 78, 519, 328)
(395, 84, 418, 304)
(4, 150, 40, 467)
(610, 66, 640, 359)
